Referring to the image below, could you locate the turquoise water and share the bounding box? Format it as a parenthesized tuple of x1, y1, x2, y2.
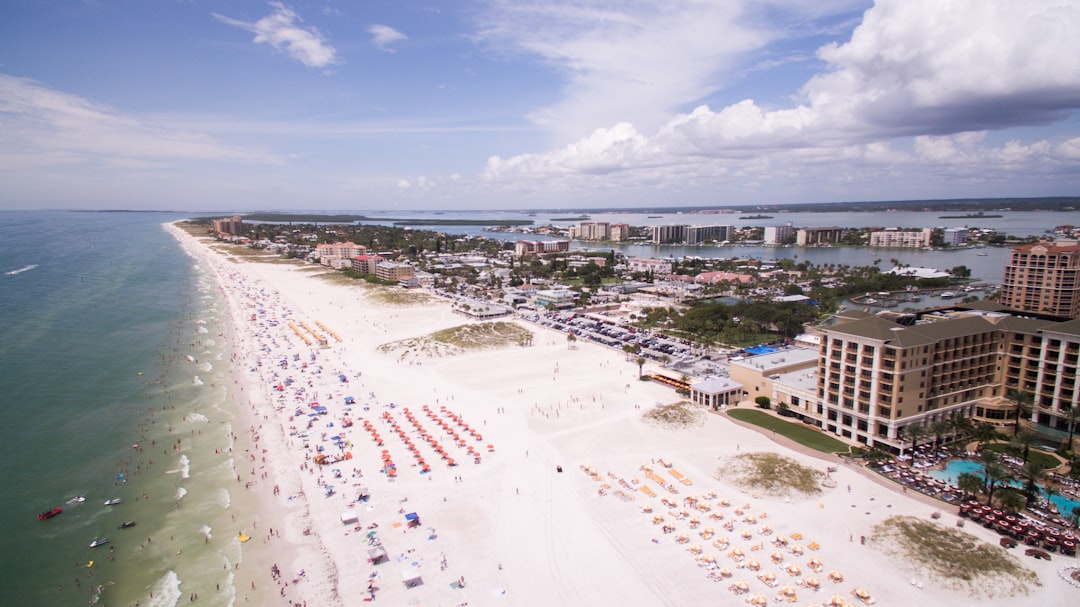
(0, 211, 252, 606)
(928, 459, 1080, 516)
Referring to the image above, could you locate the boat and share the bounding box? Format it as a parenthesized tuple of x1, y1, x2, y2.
(977, 252, 988, 256)
(118, 521, 137, 529)
(940, 291, 958, 299)
(104, 498, 124, 506)
(38, 507, 63, 520)
(68, 496, 86, 504)
(89, 538, 111, 548)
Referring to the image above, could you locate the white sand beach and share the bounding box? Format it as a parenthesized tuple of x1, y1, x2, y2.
(168, 223, 1075, 607)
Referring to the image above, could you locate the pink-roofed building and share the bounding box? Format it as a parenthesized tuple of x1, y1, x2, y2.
(351, 254, 384, 275)
(694, 270, 754, 285)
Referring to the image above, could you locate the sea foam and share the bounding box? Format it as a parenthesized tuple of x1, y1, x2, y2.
(146, 571, 182, 607)
(167, 454, 191, 479)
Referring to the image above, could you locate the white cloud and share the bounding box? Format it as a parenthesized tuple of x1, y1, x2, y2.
(214, 2, 338, 68)
(479, 0, 1080, 200)
(472, 0, 767, 143)
(806, 0, 1080, 133)
(368, 24, 407, 52)
(0, 74, 278, 168)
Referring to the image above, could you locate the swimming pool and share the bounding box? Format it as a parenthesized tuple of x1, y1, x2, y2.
(744, 345, 778, 355)
(928, 459, 1080, 516)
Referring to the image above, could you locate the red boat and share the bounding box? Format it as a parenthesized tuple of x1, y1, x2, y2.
(38, 507, 63, 520)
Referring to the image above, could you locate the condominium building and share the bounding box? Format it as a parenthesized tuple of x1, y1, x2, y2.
(574, 222, 610, 241)
(351, 254, 384, 275)
(650, 224, 687, 244)
(626, 257, 673, 275)
(514, 240, 571, 257)
(212, 215, 244, 235)
(763, 225, 795, 245)
(316, 241, 367, 264)
(796, 227, 845, 246)
(868, 228, 932, 248)
(374, 261, 415, 282)
(685, 225, 732, 244)
(999, 240, 1080, 318)
(942, 227, 968, 246)
(608, 224, 630, 242)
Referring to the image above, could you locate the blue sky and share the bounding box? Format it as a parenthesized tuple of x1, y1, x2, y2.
(2, 0, 1079, 211)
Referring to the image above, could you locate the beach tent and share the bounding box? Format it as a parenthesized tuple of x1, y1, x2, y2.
(405, 512, 421, 528)
(340, 512, 358, 525)
(367, 546, 389, 565)
(402, 568, 423, 588)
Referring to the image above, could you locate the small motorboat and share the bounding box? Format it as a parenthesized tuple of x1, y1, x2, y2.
(38, 507, 63, 520)
(89, 538, 111, 548)
(68, 496, 86, 504)
(118, 521, 137, 529)
(104, 498, 124, 506)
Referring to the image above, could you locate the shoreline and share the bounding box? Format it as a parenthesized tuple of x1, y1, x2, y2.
(167, 222, 1074, 607)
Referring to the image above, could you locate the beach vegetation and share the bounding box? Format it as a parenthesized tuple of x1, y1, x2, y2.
(983, 442, 1059, 470)
(642, 401, 705, 429)
(379, 322, 532, 360)
(716, 452, 823, 497)
(727, 409, 849, 454)
(870, 516, 1039, 597)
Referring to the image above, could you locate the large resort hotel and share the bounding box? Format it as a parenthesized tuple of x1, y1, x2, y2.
(742, 306, 1080, 453)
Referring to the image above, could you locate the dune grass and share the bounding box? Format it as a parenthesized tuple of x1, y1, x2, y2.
(871, 516, 1039, 597)
(716, 452, 823, 497)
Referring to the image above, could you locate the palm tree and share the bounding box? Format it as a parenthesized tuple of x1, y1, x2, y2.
(997, 488, 1027, 513)
(1010, 430, 1037, 463)
(971, 422, 1001, 449)
(899, 424, 927, 456)
(1007, 389, 1034, 434)
(566, 331, 577, 349)
(1016, 460, 1046, 507)
(983, 463, 1012, 506)
(956, 472, 984, 502)
(929, 419, 952, 450)
(636, 356, 647, 380)
(948, 413, 975, 447)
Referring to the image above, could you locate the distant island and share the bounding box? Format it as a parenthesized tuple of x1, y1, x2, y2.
(390, 219, 533, 227)
(549, 216, 591, 222)
(740, 214, 774, 219)
(237, 213, 532, 227)
(939, 212, 1004, 219)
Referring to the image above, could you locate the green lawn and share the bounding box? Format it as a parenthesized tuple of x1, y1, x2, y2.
(727, 409, 851, 454)
(984, 443, 1061, 470)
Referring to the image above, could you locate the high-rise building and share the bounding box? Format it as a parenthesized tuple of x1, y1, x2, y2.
(576, 222, 610, 241)
(796, 227, 845, 246)
(763, 224, 794, 245)
(608, 224, 630, 242)
(1000, 240, 1080, 318)
(779, 308, 1080, 452)
(212, 215, 244, 235)
(685, 225, 731, 244)
(868, 228, 932, 248)
(650, 224, 687, 244)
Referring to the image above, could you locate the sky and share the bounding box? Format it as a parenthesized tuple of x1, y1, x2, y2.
(1, 0, 1079, 211)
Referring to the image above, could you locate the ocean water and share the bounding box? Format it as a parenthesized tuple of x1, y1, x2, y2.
(0, 211, 254, 606)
